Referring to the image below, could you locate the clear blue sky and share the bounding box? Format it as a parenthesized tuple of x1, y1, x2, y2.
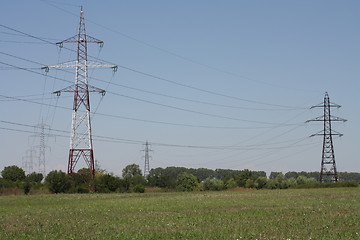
(1, 0, 359, 176)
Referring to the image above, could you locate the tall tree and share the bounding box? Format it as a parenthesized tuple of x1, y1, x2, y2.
(45, 170, 71, 193)
(122, 164, 142, 178)
(1, 165, 25, 182)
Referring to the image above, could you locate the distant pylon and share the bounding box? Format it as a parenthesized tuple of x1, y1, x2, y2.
(142, 141, 152, 177)
(37, 123, 47, 176)
(22, 148, 36, 175)
(43, 6, 117, 186)
(306, 92, 347, 182)
(30, 121, 54, 176)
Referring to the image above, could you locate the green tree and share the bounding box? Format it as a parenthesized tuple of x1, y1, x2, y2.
(225, 178, 237, 189)
(269, 172, 282, 179)
(122, 164, 142, 178)
(255, 176, 268, 189)
(283, 178, 297, 188)
(26, 172, 43, 183)
(176, 172, 198, 191)
(1, 165, 26, 182)
(95, 174, 121, 193)
(235, 169, 253, 187)
(265, 179, 279, 189)
(245, 179, 256, 188)
(23, 181, 31, 195)
(203, 178, 225, 191)
(45, 170, 71, 193)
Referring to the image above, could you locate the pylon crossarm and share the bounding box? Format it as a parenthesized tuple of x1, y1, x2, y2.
(52, 84, 105, 94)
(330, 116, 347, 122)
(310, 103, 325, 109)
(42, 60, 117, 70)
(306, 116, 324, 122)
(57, 34, 104, 45)
(310, 101, 341, 109)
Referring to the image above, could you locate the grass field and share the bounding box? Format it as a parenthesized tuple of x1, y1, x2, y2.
(0, 188, 359, 240)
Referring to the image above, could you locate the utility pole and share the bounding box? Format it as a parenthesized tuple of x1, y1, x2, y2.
(306, 92, 346, 182)
(142, 141, 152, 178)
(43, 6, 117, 188)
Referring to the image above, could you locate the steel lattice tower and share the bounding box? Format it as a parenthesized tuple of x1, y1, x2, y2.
(306, 92, 346, 182)
(22, 148, 36, 175)
(31, 122, 53, 176)
(44, 6, 117, 184)
(142, 141, 152, 177)
(37, 123, 47, 176)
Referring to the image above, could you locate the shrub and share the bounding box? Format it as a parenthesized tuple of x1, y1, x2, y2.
(225, 178, 237, 189)
(1, 165, 26, 182)
(45, 170, 71, 194)
(203, 178, 225, 191)
(133, 184, 145, 193)
(95, 174, 121, 193)
(255, 177, 267, 189)
(176, 172, 198, 192)
(23, 181, 31, 195)
(26, 172, 43, 183)
(245, 179, 256, 188)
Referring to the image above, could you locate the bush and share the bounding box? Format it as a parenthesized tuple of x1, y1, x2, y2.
(255, 177, 267, 189)
(133, 184, 145, 193)
(45, 170, 71, 193)
(23, 181, 31, 195)
(265, 179, 279, 189)
(0, 178, 15, 188)
(95, 174, 121, 193)
(225, 178, 237, 189)
(1, 165, 26, 182)
(26, 172, 43, 183)
(245, 179, 256, 188)
(176, 172, 198, 192)
(283, 178, 297, 189)
(203, 178, 225, 191)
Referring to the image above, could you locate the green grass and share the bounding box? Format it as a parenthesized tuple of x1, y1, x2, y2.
(0, 188, 359, 240)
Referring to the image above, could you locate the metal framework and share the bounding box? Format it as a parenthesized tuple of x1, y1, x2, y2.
(44, 6, 116, 186)
(31, 122, 53, 176)
(142, 141, 152, 177)
(306, 92, 346, 182)
(22, 148, 36, 175)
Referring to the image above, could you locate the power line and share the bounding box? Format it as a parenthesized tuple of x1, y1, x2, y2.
(0, 59, 305, 126)
(0, 119, 315, 151)
(1, 50, 305, 112)
(2, 93, 301, 130)
(41, 1, 320, 93)
(0, 24, 306, 109)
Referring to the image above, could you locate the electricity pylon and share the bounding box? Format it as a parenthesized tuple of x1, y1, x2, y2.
(306, 92, 346, 182)
(22, 148, 36, 175)
(142, 141, 152, 177)
(30, 121, 55, 176)
(43, 6, 117, 187)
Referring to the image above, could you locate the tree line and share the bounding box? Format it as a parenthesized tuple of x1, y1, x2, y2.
(0, 165, 359, 195)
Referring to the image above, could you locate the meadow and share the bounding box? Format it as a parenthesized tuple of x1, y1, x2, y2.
(0, 188, 359, 240)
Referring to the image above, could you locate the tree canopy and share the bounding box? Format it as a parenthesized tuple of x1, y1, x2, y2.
(45, 170, 71, 193)
(1, 165, 26, 182)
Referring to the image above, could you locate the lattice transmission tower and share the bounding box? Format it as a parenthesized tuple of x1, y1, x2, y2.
(30, 121, 54, 176)
(22, 148, 36, 175)
(306, 92, 346, 182)
(142, 141, 152, 178)
(44, 6, 117, 184)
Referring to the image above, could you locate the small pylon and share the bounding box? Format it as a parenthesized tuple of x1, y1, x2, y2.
(142, 141, 152, 178)
(306, 92, 346, 182)
(22, 148, 36, 175)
